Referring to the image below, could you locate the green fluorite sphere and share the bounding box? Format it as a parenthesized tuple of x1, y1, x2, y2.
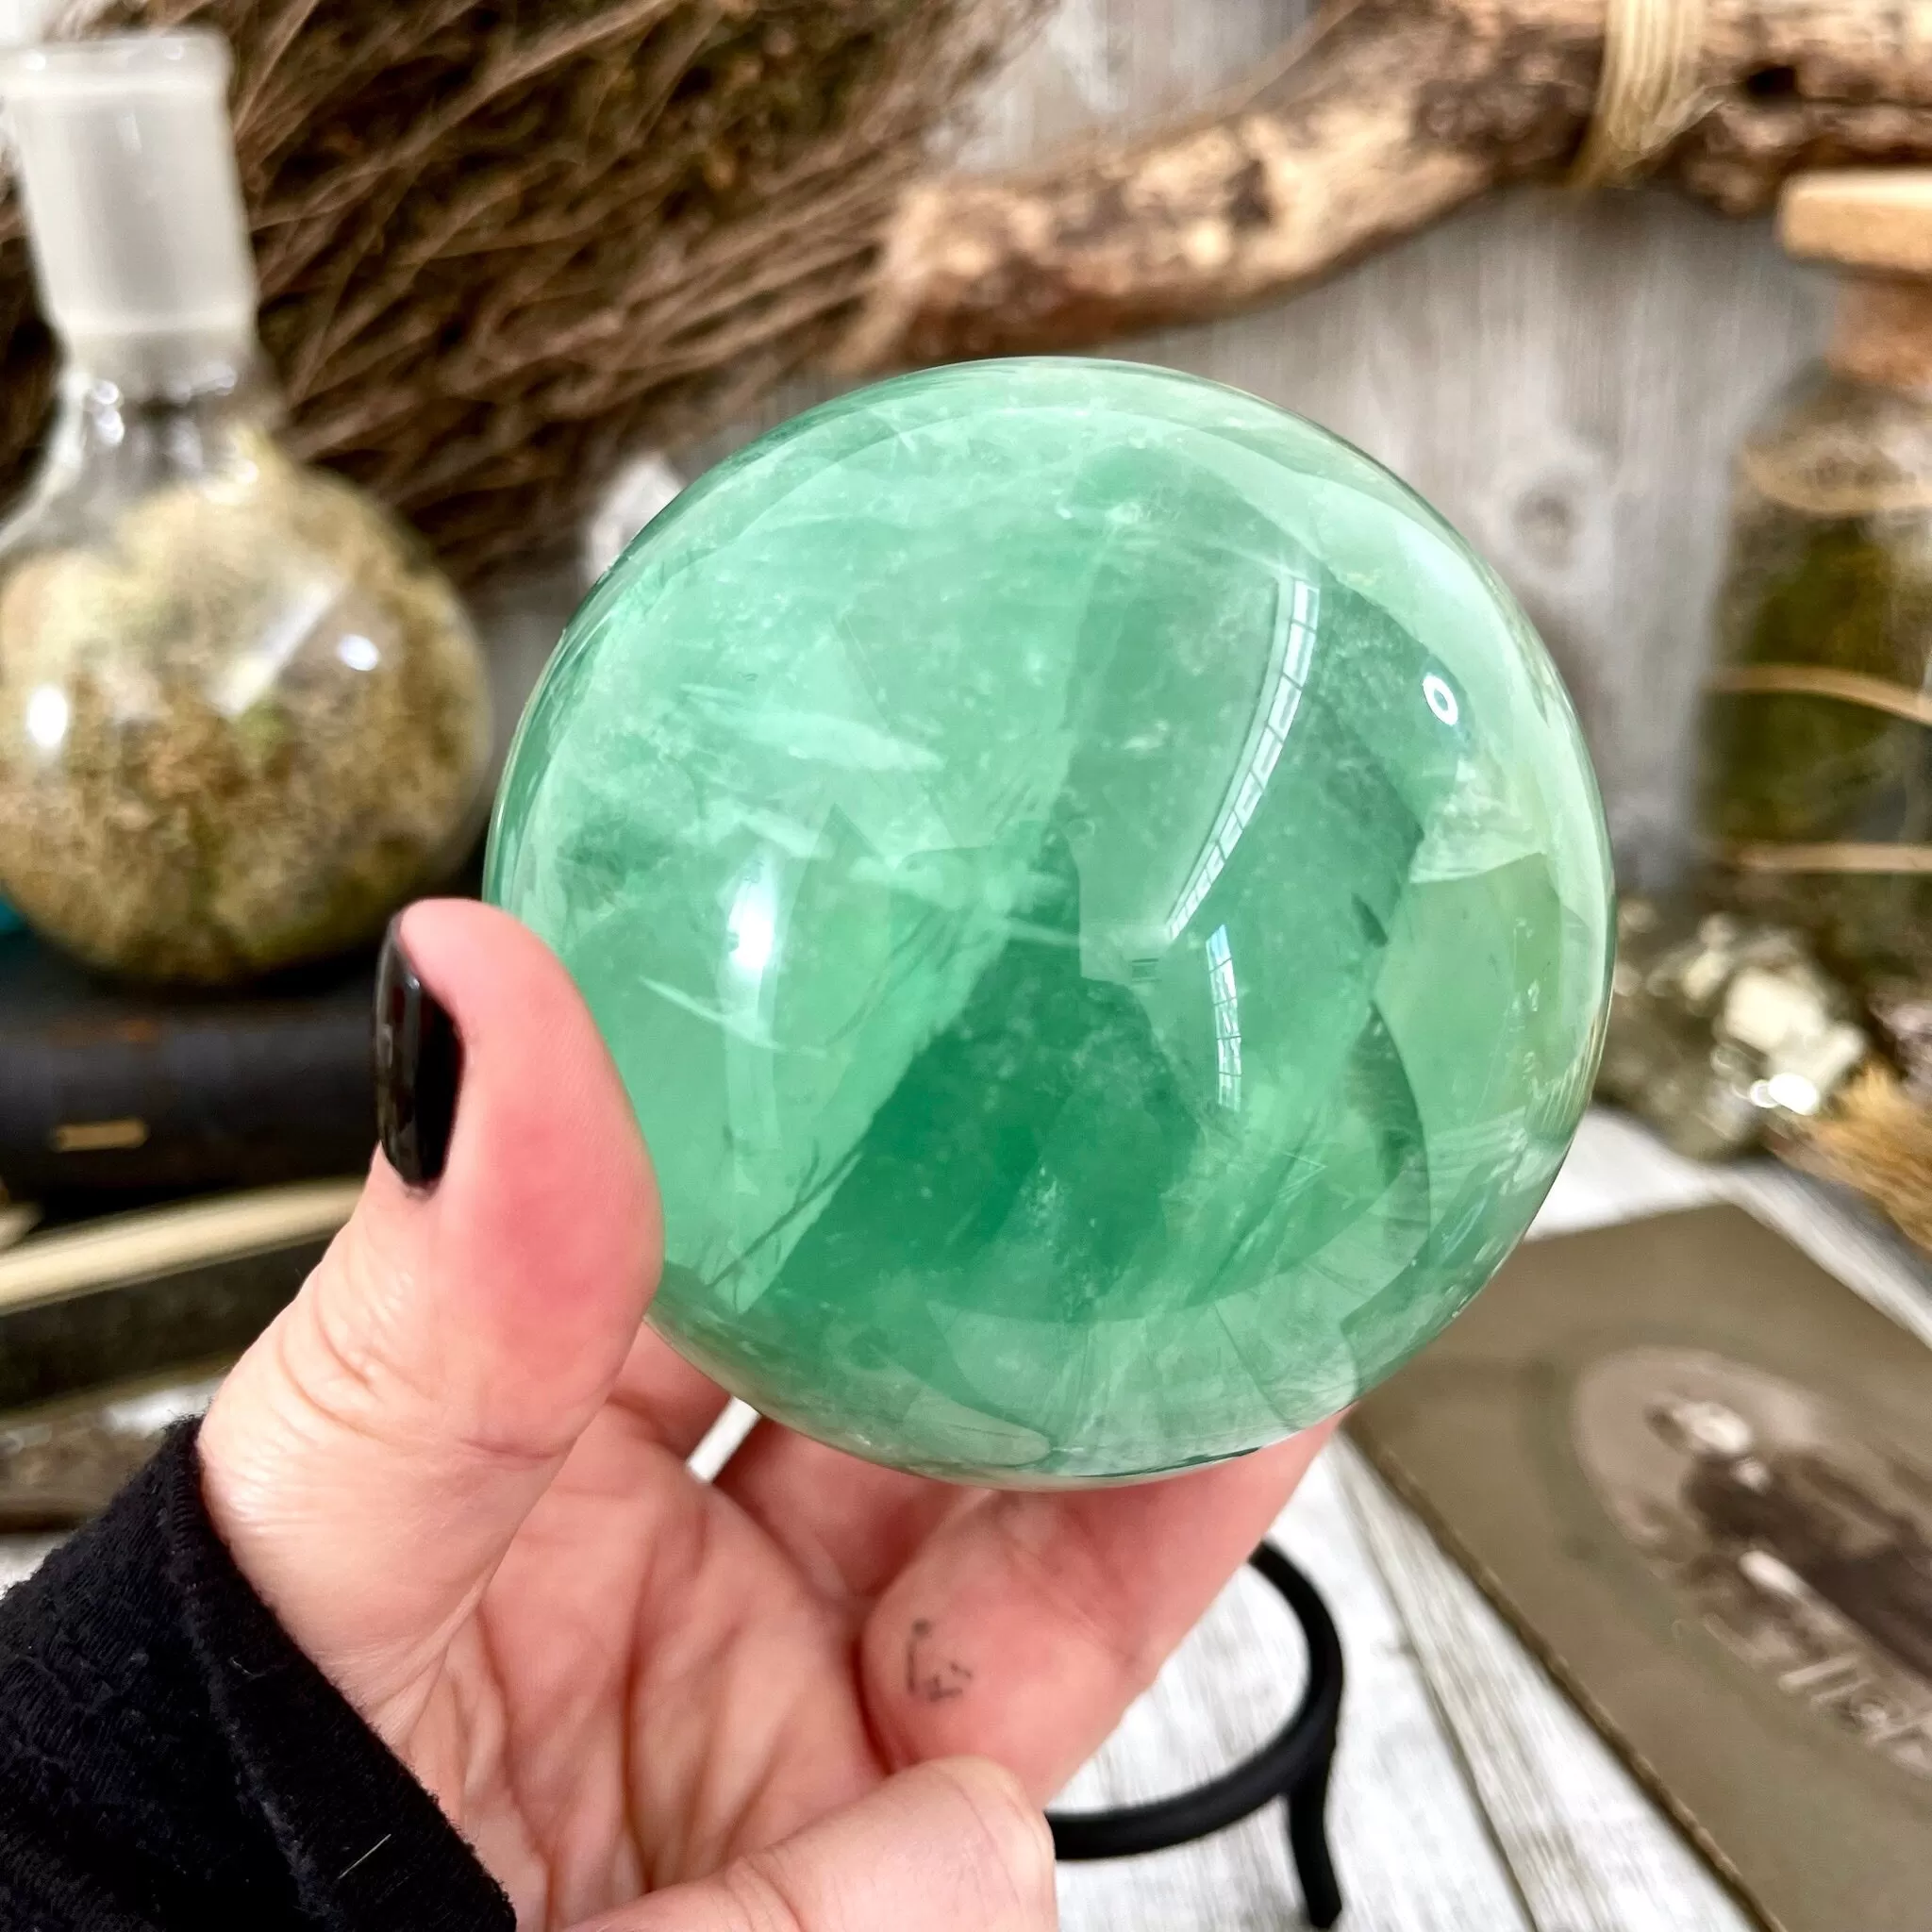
(487, 360, 1612, 1486)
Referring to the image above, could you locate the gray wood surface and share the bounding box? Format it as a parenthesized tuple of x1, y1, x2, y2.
(1338, 1443, 1750, 1932)
(1054, 1446, 1536, 1932)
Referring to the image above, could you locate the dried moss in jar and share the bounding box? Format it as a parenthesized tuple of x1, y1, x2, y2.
(0, 31, 489, 984)
(0, 430, 488, 981)
(1699, 173, 1932, 988)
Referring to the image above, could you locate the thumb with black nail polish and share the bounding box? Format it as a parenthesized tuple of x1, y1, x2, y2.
(197, 899, 663, 1735)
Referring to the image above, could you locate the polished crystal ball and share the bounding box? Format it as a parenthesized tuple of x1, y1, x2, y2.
(487, 360, 1613, 1486)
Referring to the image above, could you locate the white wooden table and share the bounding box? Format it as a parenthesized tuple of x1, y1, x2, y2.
(3, 1111, 1924, 1931)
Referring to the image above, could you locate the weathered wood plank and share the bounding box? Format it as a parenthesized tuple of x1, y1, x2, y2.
(1336, 1441, 1756, 1932)
(1056, 1445, 1535, 1932)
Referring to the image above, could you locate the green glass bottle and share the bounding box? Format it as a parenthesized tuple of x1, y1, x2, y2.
(1701, 171, 1932, 993)
(489, 360, 1613, 1486)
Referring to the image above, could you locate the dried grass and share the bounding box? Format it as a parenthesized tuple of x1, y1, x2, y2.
(1781, 1064, 1932, 1255)
(0, 0, 1036, 577)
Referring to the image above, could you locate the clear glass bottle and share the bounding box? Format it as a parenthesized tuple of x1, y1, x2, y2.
(1699, 171, 1932, 993)
(0, 32, 489, 984)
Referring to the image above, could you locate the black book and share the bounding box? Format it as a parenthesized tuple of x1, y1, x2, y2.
(0, 931, 378, 1201)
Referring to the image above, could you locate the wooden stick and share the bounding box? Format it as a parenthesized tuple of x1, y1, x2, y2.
(839, 0, 1932, 369)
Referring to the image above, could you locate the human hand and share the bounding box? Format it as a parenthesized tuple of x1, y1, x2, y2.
(197, 901, 1334, 1930)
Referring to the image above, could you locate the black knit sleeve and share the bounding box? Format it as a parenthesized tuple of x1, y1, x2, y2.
(0, 1423, 514, 1931)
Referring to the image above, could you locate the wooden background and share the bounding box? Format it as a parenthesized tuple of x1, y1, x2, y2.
(486, 0, 1836, 894)
(958, 0, 1836, 893)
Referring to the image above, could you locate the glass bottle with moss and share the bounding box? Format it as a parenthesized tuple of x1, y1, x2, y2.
(1699, 170, 1932, 994)
(0, 31, 489, 984)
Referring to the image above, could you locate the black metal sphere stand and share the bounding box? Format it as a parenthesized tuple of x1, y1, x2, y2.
(1045, 1541, 1345, 1928)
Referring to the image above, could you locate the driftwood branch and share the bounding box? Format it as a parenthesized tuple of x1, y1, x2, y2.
(840, 0, 1932, 369)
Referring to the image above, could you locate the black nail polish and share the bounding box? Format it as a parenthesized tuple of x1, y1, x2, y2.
(375, 917, 459, 1188)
